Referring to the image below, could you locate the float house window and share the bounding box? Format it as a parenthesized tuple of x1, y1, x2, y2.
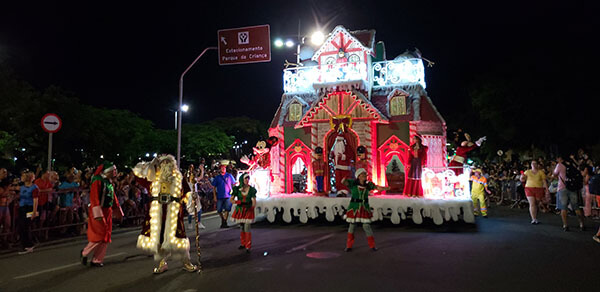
(390, 95, 407, 116)
(289, 103, 302, 121)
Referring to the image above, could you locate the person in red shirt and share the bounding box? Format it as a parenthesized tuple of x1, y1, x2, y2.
(34, 171, 57, 228)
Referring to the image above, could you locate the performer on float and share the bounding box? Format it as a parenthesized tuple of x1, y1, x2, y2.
(312, 146, 327, 195)
(342, 168, 389, 252)
(403, 135, 428, 197)
(230, 173, 257, 253)
(470, 168, 491, 217)
(132, 155, 199, 274)
(80, 161, 123, 267)
(355, 146, 369, 178)
(332, 134, 353, 196)
(449, 133, 486, 175)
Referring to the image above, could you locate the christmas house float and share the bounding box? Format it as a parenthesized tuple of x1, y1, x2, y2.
(254, 25, 474, 225)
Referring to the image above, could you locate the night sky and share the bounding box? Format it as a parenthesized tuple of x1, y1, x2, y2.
(0, 1, 593, 130)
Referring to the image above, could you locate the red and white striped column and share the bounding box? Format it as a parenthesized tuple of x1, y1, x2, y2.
(370, 121, 379, 185)
(278, 126, 285, 194)
(364, 122, 372, 180)
(310, 124, 318, 193)
(409, 121, 418, 144)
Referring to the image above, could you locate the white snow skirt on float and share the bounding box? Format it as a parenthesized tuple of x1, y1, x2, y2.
(255, 194, 475, 225)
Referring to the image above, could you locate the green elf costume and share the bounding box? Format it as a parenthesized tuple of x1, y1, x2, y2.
(80, 161, 122, 267)
(230, 173, 257, 253)
(343, 168, 388, 252)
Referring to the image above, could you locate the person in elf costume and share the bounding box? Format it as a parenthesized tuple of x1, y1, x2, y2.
(132, 155, 199, 274)
(80, 161, 123, 267)
(355, 146, 369, 178)
(312, 146, 327, 195)
(342, 168, 389, 252)
(449, 133, 486, 175)
(229, 173, 257, 253)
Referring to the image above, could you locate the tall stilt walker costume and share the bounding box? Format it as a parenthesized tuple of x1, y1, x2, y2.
(403, 135, 428, 197)
(132, 155, 199, 274)
(343, 168, 389, 252)
(80, 161, 123, 267)
(230, 173, 257, 253)
(449, 133, 486, 175)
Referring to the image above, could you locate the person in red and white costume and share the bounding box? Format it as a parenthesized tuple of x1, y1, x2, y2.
(331, 135, 352, 196)
(449, 133, 486, 175)
(80, 162, 123, 268)
(403, 135, 428, 197)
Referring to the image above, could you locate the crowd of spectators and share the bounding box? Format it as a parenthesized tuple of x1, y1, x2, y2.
(0, 166, 91, 249)
(3, 149, 598, 249)
(0, 157, 240, 250)
(474, 148, 600, 242)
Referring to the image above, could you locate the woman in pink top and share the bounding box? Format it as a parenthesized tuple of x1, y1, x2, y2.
(582, 166, 593, 217)
(520, 160, 549, 224)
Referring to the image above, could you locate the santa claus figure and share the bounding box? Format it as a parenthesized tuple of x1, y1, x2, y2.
(331, 135, 353, 196)
(449, 133, 486, 175)
(133, 155, 199, 274)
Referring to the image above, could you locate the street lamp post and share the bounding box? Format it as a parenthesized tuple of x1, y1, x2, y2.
(174, 104, 189, 130)
(177, 47, 217, 167)
(274, 30, 324, 64)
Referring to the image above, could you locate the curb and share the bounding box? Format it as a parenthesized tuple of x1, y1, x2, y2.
(1, 211, 220, 256)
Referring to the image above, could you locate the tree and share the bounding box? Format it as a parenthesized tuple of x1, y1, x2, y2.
(182, 124, 233, 163)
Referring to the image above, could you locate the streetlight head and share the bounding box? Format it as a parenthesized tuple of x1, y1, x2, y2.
(274, 39, 284, 48)
(181, 104, 189, 112)
(285, 40, 295, 48)
(311, 31, 325, 46)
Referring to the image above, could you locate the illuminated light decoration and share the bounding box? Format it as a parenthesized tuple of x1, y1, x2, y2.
(285, 139, 313, 194)
(135, 158, 190, 257)
(421, 135, 447, 168)
(372, 58, 426, 89)
(296, 91, 386, 129)
(421, 168, 471, 199)
(274, 39, 284, 48)
(285, 40, 295, 48)
(310, 124, 318, 192)
(266, 25, 465, 224)
(310, 31, 325, 46)
(250, 169, 272, 199)
(377, 135, 409, 187)
(283, 62, 368, 93)
(254, 193, 475, 225)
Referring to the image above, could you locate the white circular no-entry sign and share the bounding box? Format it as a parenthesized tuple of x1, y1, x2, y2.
(41, 113, 62, 133)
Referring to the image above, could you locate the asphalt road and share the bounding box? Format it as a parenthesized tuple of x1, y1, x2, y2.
(0, 205, 598, 292)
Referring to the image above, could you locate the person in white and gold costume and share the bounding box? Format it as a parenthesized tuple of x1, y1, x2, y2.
(132, 154, 198, 274)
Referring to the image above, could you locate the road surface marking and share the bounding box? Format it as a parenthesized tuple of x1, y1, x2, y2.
(285, 234, 334, 253)
(14, 252, 127, 279)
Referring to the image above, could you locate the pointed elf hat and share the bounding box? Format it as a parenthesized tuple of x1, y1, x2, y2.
(94, 161, 115, 175)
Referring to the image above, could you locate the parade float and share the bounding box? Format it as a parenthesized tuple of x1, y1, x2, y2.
(244, 25, 474, 225)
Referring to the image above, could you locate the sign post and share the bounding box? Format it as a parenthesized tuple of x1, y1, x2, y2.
(41, 113, 62, 171)
(217, 24, 271, 65)
(177, 24, 271, 167)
